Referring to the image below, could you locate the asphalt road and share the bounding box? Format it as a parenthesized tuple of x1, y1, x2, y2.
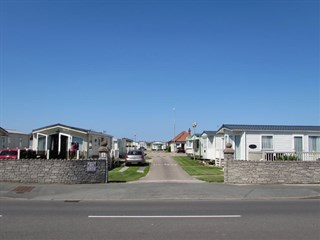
(1, 199, 319, 240)
(138, 151, 200, 183)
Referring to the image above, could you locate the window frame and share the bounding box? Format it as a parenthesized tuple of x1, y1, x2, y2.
(261, 135, 274, 150)
(309, 136, 320, 152)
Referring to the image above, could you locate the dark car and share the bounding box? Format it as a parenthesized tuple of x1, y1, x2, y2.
(176, 148, 185, 153)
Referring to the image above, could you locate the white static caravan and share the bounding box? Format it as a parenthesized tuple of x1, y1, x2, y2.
(112, 138, 127, 159)
(0, 127, 30, 150)
(216, 124, 320, 161)
(185, 136, 194, 156)
(185, 134, 201, 157)
(200, 131, 216, 160)
(151, 141, 167, 151)
(199, 131, 224, 164)
(32, 123, 113, 159)
(138, 141, 148, 150)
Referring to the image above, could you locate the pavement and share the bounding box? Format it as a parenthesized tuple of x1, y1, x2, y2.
(1, 182, 320, 201)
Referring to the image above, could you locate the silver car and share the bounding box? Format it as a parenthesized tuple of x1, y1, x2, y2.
(125, 149, 146, 165)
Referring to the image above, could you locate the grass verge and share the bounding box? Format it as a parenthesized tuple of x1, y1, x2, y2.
(173, 156, 224, 182)
(108, 163, 150, 183)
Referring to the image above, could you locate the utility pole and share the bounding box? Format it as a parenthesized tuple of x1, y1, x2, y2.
(173, 107, 176, 152)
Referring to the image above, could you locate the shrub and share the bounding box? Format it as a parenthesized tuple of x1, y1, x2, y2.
(277, 154, 299, 161)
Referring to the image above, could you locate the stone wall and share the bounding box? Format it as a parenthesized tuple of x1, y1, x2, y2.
(0, 159, 107, 184)
(225, 160, 320, 184)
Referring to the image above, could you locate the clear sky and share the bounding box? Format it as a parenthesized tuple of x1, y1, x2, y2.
(0, 0, 319, 141)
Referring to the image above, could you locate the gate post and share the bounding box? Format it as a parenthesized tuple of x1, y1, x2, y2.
(223, 143, 235, 183)
(98, 141, 110, 183)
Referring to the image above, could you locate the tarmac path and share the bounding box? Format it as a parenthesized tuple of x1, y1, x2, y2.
(137, 151, 201, 183)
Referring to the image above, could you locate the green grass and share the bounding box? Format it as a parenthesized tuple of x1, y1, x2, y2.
(108, 164, 150, 183)
(173, 156, 224, 182)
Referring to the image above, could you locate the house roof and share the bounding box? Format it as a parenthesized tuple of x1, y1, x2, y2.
(0, 127, 29, 135)
(186, 133, 201, 141)
(0, 127, 9, 135)
(32, 123, 113, 137)
(202, 131, 217, 136)
(170, 131, 190, 143)
(217, 124, 320, 133)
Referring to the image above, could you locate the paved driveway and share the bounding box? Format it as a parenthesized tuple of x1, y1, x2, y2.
(137, 151, 201, 183)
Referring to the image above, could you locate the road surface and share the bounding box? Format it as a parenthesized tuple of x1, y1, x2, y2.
(1, 199, 319, 240)
(138, 151, 200, 183)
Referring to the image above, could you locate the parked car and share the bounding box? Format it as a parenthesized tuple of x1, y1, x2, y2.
(0, 148, 37, 159)
(176, 148, 185, 153)
(0, 149, 18, 159)
(125, 149, 146, 165)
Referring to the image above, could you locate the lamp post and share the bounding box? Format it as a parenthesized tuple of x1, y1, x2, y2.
(173, 107, 176, 152)
(192, 121, 197, 134)
(192, 121, 197, 160)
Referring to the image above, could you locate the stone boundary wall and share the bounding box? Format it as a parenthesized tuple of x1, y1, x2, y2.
(0, 159, 107, 184)
(225, 160, 320, 184)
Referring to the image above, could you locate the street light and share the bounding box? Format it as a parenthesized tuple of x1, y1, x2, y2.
(192, 121, 197, 134)
(173, 107, 176, 152)
(192, 121, 197, 160)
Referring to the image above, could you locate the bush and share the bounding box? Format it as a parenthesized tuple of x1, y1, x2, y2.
(277, 154, 299, 161)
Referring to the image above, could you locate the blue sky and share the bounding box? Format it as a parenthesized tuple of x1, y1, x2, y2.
(0, 0, 319, 141)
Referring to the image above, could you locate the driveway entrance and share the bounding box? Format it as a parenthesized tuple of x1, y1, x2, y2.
(138, 151, 201, 183)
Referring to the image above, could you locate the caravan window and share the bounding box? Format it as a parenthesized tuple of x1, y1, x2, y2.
(72, 137, 83, 151)
(262, 136, 273, 150)
(309, 136, 320, 152)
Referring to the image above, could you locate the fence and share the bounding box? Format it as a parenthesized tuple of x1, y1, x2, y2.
(263, 152, 320, 161)
(33, 150, 90, 160)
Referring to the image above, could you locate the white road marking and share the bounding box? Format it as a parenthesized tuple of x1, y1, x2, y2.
(88, 215, 241, 218)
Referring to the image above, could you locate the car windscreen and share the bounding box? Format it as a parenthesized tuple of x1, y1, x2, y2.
(128, 151, 142, 155)
(0, 151, 17, 156)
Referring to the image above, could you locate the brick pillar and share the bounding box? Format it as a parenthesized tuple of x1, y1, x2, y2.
(223, 143, 234, 183)
(98, 141, 110, 183)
